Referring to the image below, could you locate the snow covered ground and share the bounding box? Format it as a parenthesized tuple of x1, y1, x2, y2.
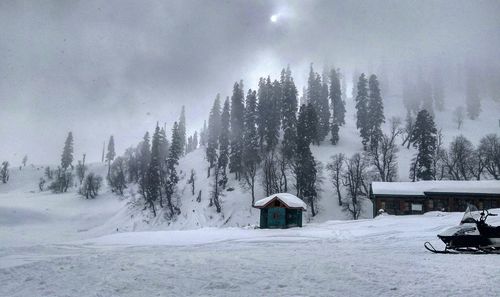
(1, 210, 500, 297)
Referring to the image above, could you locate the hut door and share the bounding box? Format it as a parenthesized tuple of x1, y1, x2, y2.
(268, 207, 285, 228)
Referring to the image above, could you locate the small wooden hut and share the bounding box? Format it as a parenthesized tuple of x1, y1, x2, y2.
(253, 193, 307, 229)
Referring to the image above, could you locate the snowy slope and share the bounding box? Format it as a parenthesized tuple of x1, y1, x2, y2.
(1, 93, 499, 240)
(0, 164, 128, 247)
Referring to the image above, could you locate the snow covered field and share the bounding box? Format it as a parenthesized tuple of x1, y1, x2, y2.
(1, 210, 500, 297)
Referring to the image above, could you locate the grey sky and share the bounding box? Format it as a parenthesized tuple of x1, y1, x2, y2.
(1, 0, 499, 164)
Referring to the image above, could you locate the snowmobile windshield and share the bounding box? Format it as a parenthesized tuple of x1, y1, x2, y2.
(460, 205, 480, 224)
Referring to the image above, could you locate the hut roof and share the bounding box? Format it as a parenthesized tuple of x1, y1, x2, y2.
(371, 180, 500, 197)
(254, 193, 307, 210)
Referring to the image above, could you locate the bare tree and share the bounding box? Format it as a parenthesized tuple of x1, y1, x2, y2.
(467, 148, 487, 180)
(441, 135, 475, 180)
(342, 153, 370, 220)
(367, 117, 401, 181)
(76, 154, 87, 185)
(432, 129, 445, 180)
(261, 151, 280, 196)
(479, 134, 500, 180)
(242, 162, 258, 205)
(108, 156, 128, 195)
(326, 153, 345, 206)
(79, 172, 103, 199)
(453, 106, 465, 129)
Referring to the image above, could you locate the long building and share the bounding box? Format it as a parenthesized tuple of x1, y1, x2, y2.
(369, 180, 500, 217)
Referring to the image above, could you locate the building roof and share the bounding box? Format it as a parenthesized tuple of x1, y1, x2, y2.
(371, 180, 500, 197)
(254, 193, 307, 210)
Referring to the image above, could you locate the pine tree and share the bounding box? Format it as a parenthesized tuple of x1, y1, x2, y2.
(146, 125, 162, 215)
(164, 122, 182, 217)
(330, 68, 345, 145)
(169, 122, 183, 162)
(256, 77, 281, 152)
(192, 131, 198, 151)
(355, 74, 370, 149)
(186, 135, 193, 153)
(330, 122, 339, 145)
(305, 103, 319, 145)
(266, 79, 281, 151)
(367, 74, 385, 150)
(295, 104, 319, 216)
(158, 127, 169, 162)
(178, 106, 187, 155)
(61, 132, 74, 171)
(307, 64, 329, 144)
(280, 66, 298, 162)
(106, 135, 116, 177)
(218, 98, 230, 189)
(0, 161, 9, 184)
(206, 94, 221, 175)
(200, 120, 207, 146)
(318, 75, 331, 142)
(330, 68, 345, 126)
(242, 89, 261, 204)
(256, 77, 269, 149)
(340, 70, 347, 101)
(410, 110, 437, 180)
(138, 132, 151, 181)
(229, 82, 245, 179)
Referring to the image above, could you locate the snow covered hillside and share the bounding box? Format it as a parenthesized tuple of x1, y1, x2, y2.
(1, 92, 499, 239)
(1, 211, 499, 297)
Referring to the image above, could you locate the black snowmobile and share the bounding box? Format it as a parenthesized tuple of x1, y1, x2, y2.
(425, 205, 500, 254)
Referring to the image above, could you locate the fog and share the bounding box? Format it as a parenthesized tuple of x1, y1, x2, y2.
(1, 0, 499, 164)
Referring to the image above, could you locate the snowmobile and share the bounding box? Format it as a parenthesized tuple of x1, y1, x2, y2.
(424, 205, 500, 254)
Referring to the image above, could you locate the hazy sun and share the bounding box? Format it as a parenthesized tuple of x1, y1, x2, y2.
(270, 14, 279, 23)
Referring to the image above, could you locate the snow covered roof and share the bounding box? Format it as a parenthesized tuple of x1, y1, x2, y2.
(371, 180, 500, 197)
(254, 193, 307, 210)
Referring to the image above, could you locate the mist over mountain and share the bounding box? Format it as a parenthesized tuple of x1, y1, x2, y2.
(1, 0, 499, 164)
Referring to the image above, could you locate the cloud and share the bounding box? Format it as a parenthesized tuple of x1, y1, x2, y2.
(0, 0, 499, 163)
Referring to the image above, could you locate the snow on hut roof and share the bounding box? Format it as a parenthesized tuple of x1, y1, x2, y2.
(254, 193, 307, 210)
(371, 180, 500, 196)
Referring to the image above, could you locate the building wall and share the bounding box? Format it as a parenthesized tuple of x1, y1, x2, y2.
(373, 195, 500, 216)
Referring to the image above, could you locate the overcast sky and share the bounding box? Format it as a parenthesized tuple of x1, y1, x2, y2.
(1, 0, 499, 165)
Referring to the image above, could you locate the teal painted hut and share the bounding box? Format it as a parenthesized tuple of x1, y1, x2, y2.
(253, 193, 307, 229)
